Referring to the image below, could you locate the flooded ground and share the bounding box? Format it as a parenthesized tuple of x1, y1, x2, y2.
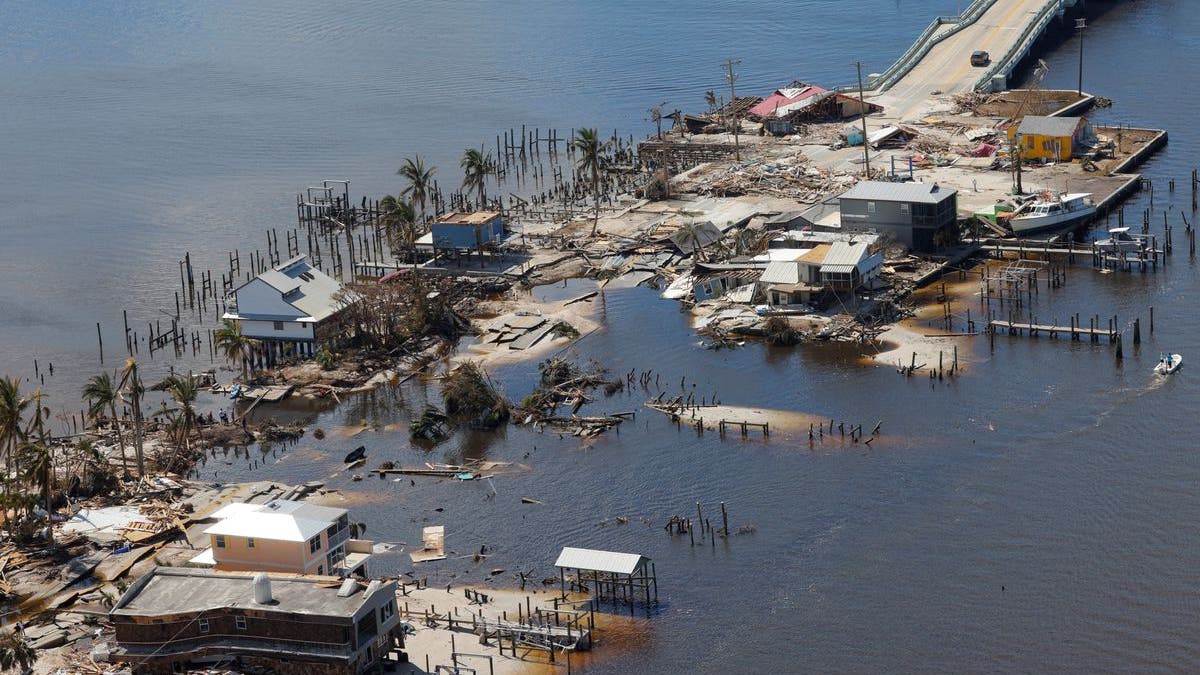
(9, 0, 1200, 671)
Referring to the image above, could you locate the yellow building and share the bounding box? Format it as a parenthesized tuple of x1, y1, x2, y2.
(1008, 115, 1096, 161)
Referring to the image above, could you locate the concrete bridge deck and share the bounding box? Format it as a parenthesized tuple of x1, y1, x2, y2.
(868, 0, 1083, 124)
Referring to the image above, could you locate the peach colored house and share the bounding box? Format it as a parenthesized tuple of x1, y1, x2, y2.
(191, 500, 372, 577)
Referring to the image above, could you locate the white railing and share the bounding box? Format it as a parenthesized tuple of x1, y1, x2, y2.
(838, 0, 999, 93)
(974, 0, 1066, 91)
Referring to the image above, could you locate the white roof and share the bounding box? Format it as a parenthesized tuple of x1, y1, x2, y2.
(759, 261, 802, 285)
(820, 242, 883, 275)
(203, 499, 346, 543)
(189, 547, 216, 566)
(241, 255, 352, 323)
(554, 547, 649, 575)
(754, 248, 813, 262)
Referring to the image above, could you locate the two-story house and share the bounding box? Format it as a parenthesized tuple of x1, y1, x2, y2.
(109, 568, 402, 675)
(192, 499, 372, 578)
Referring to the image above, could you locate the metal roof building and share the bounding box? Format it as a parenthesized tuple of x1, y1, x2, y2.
(555, 547, 658, 614)
(1015, 115, 1084, 138)
(839, 181, 956, 205)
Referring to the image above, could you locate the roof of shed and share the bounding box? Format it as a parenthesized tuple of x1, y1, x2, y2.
(554, 547, 649, 575)
(1017, 115, 1083, 138)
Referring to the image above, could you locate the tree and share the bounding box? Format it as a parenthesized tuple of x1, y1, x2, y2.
(674, 220, 710, 262)
(460, 147, 496, 206)
(165, 375, 200, 451)
(20, 441, 52, 520)
(0, 378, 30, 503)
(379, 195, 418, 261)
(214, 319, 253, 380)
(572, 128, 609, 236)
(118, 359, 146, 477)
(83, 372, 128, 475)
(398, 157, 436, 223)
(0, 630, 36, 672)
(705, 90, 718, 112)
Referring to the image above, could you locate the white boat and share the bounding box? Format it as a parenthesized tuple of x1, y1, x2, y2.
(1096, 227, 1145, 253)
(1007, 192, 1097, 235)
(1154, 353, 1183, 375)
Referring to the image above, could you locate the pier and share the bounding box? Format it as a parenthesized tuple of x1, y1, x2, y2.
(989, 318, 1117, 343)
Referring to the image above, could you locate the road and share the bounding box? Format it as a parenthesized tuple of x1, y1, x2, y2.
(870, 0, 1057, 123)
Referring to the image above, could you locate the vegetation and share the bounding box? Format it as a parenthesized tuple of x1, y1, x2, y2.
(441, 362, 509, 428)
(117, 358, 147, 477)
(460, 147, 496, 205)
(335, 275, 468, 352)
(315, 347, 337, 371)
(0, 377, 31, 502)
(764, 316, 802, 346)
(398, 156, 436, 223)
(379, 195, 419, 261)
(0, 632, 36, 672)
(83, 371, 128, 473)
(572, 128, 609, 236)
(673, 220, 711, 262)
(214, 319, 253, 380)
(410, 405, 449, 441)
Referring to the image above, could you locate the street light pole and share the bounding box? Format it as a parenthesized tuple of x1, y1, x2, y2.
(855, 61, 871, 178)
(1076, 18, 1087, 96)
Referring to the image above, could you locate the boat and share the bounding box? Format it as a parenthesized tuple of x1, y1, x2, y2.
(1154, 353, 1183, 375)
(1006, 192, 1097, 235)
(343, 445, 366, 463)
(1096, 227, 1145, 253)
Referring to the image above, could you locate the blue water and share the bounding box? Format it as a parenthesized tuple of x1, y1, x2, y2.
(10, 1, 1200, 672)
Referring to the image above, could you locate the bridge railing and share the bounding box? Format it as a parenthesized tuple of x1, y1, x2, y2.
(974, 0, 1066, 92)
(838, 0, 999, 94)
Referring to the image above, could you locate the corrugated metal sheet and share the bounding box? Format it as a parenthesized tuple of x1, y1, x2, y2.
(820, 243, 883, 275)
(758, 261, 801, 285)
(554, 547, 648, 575)
(839, 181, 955, 205)
(1017, 115, 1081, 138)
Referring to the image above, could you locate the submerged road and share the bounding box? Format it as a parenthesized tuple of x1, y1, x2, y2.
(871, 0, 1070, 122)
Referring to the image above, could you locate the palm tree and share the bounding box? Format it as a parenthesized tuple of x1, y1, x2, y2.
(705, 90, 718, 113)
(674, 220, 710, 262)
(165, 375, 200, 451)
(0, 631, 36, 672)
(82, 372, 128, 474)
(118, 359, 146, 477)
(20, 441, 52, 520)
(398, 156, 436, 223)
(460, 147, 495, 206)
(214, 319, 253, 380)
(379, 195, 418, 261)
(572, 128, 609, 236)
(0, 377, 30, 503)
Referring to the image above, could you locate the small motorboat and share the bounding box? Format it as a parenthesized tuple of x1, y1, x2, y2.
(1154, 353, 1183, 375)
(343, 445, 366, 464)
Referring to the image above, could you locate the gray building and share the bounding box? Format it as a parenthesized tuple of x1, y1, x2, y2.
(838, 181, 958, 251)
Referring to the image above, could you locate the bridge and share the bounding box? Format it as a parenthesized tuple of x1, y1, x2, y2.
(856, 0, 1088, 123)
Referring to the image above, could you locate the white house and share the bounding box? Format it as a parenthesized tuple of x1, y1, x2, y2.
(756, 242, 883, 307)
(223, 256, 355, 361)
(191, 499, 372, 578)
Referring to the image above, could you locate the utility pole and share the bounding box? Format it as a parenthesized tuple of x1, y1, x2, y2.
(723, 58, 742, 161)
(1075, 18, 1087, 96)
(855, 62, 871, 178)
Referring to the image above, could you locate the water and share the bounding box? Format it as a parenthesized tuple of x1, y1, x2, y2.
(6, 0, 1200, 672)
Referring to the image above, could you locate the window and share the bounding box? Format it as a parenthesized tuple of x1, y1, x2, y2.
(235, 616, 247, 631)
(309, 535, 322, 554)
(1027, 137, 1035, 149)
(866, 201, 876, 214)
(273, 321, 284, 331)
(246, 537, 255, 549)
(214, 535, 226, 549)
(380, 600, 395, 623)
(198, 618, 210, 633)
(899, 203, 911, 215)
